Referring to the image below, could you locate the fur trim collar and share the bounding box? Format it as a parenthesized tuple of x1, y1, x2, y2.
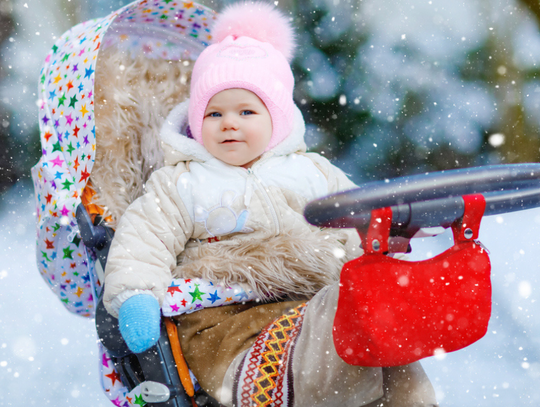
(160, 99, 307, 166)
(175, 228, 353, 299)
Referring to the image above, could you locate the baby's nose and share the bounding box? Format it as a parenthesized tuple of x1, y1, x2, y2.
(221, 114, 239, 130)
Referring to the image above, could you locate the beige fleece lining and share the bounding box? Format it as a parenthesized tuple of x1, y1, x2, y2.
(175, 228, 356, 300)
(91, 46, 192, 227)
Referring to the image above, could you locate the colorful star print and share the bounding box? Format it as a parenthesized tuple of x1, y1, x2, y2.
(106, 370, 122, 386)
(79, 104, 89, 117)
(57, 93, 67, 106)
(62, 246, 74, 260)
(235, 288, 249, 301)
(102, 352, 111, 368)
(134, 394, 146, 406)
(162, 278, 258, 317)
(208, 290, 221, 304)
(61, 178, 74, 190)
(167, 281, 182, 295)
(68, 95, 78, 108)
(189, 284, 205, 303)
(50, 156, 64, 167)
(60, 205, 71, 216)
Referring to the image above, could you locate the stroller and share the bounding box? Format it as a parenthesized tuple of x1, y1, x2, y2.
(32, 0, 540, 405)
(32, 1, 233, 405)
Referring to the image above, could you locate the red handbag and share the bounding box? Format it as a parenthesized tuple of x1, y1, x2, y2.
(333, 194, 492, 367)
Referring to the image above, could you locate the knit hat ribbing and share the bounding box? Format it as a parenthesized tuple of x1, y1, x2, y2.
(188, 2, 296, 151)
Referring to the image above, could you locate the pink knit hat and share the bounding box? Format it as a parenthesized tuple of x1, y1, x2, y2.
(188, 2, 296, 151)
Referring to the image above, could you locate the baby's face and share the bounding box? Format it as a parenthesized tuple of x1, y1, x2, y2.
(201, 89, 272, 168)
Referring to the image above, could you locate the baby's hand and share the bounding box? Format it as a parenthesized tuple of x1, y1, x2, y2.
(118, 294, 161, 353)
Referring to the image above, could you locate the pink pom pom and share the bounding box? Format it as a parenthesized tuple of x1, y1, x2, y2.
(212, 1, 296, 61)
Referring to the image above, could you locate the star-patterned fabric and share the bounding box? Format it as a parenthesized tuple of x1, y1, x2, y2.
(99, 342, 158, 407)
(163, 278, 259, 317)
(32, 13, 116, 317)
(31, 0, 216, 317)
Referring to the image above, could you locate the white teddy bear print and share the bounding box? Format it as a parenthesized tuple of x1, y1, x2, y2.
(194, 190, 254, 237)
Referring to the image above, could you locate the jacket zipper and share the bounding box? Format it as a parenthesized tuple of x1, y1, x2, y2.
(247, 167, 280, 235)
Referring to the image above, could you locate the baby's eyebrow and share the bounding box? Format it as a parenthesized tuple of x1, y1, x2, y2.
(204, 105, 221, 113)
(236, 102, 257, 109)
(205, 101, 259, 113)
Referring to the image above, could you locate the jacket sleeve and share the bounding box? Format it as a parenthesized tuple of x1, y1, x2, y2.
(103, 165, 194, 317)
(302, 152, 358, 193)
(302, 152, 363, 259)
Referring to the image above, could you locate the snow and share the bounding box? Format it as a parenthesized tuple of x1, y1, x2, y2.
(410, 209, 540, 405)
(362, 0, 489, 63)
(1, 182, 539, 406)
(0, 183, 110, 406)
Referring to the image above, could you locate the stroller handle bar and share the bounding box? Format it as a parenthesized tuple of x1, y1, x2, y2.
(304, 163, 540, 234)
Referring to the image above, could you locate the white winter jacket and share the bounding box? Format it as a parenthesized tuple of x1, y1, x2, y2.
(104, 101, 361, 317)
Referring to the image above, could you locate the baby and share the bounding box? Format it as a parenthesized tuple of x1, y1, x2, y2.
(104, 2, 437, 406)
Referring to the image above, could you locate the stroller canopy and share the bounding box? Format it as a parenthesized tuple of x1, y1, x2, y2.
(32, 0, 216, 317)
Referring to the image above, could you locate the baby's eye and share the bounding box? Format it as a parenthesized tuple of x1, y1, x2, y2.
(241, 110, 254, 116)
(207, 112, 221, 118)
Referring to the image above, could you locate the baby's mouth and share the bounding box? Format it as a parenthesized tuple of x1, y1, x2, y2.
(222, 139, 240, 143)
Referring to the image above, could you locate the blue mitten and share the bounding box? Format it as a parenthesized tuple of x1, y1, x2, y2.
(118, 294, 161, 353)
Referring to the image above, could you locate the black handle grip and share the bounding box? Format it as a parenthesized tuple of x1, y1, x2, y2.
(304, 164, 540, 233)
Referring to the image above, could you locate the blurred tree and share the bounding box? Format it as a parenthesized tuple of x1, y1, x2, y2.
(494, 0, 540, 164)
(0, 0, 16, 193)
(520, 0, 540, 27)
(292, 0, 540, 184)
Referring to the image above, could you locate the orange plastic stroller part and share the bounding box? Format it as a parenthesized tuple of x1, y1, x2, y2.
(164, 318, 195, 398)
(81, 181, 113, 225)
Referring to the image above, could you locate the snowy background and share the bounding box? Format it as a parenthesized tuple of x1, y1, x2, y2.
(1, 0, 540, 405)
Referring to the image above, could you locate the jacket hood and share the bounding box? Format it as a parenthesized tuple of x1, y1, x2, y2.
(160, 99, 307, 166)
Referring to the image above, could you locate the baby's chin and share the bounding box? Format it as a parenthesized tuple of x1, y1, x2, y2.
(220, 155, 261, 168)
